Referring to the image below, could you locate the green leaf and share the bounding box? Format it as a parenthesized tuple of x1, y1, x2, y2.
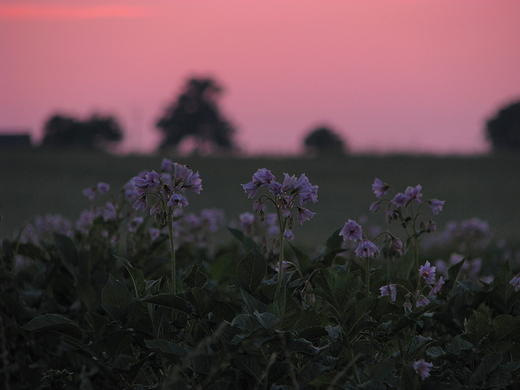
(21, 314, 84, 339)
(491, 315, 520, 342)
(240, 288, 268, 315)
(54, 233, 79, 266)
(144, 339, 188, 362)
(236, 249, 267, 293)
(141, 293, 193, 315)
(182, 264, 208, 289)
(446, 256, 466, 292)
(464, 311, 491, 345)
(184, 288, 212, 317)
(253, 311, 280, 329)
(228, 227, 257, 252)
(116, 256, 146, 298)
(268, 289, 302, 331)
(231, 314, 262, 333)
(101, 274, 133, 322)
(84, 311, 108, 342)
(470, 353, 502, 387)
(289, 243, 311, 271)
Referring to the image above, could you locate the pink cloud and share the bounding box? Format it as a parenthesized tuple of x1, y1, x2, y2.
(0, 5, 151, 20)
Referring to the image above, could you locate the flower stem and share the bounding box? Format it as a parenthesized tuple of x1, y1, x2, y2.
(167, 214, 176, 293)
(365, 258, 371, 297)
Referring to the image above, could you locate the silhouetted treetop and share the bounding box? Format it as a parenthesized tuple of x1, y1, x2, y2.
(40, 114, 123, 150)
(156, 78, 236, 154)
(486, 100, 520, 152)
(303, 126, 347, 156)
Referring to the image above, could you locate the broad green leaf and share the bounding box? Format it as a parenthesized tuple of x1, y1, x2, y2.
(182, 264, 208, 289)
(144, 339, 188, 362)
(141, 293, 193, 315)
(236, 249, 267, 293)
(21, 314, 84, 339)
(228, 227, 257, 252)
(85, 311, 108, 342)
(491, 315, 520, 342)
(470, 353, 502, 387)
(464, 311, 491, 345)
(116, 256, 146, 298)
(184, 288, 212, 317)
(289, 243, 311, 271)
(240, 288, 268, 315)
(253, 310, 280, 329)
(231, 314, 262, 333)
(268, 289, 302, 331)
(101, 274, 133, 322)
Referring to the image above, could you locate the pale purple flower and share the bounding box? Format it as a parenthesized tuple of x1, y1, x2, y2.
(134, 171, 161, 196)
(393, 238, 404, 255)
(253, 200, 265, 214)
(83, 187, 96, 201)
(419, 261, 436, 284)
(355, 240, 379, 258)
(97, 182, 110, 194)
(340, 219, 363, 241)
(369, 202, 380, 213)
(149, 228, 161, 241)
(161, 158, 173, 171)
(391, 193, 408, 207)
(297, 207, 315, 225)
(252, 168, 276, 185)
(102, 201, 117, 222)
(372, 178, 389, 198)
(184, 171, 202, 194)
(416, 295, 430, 307)
(380, 284, 397, 302)
(282, 173, 298, 192)
(429, 276, 444, 296)
(429, 199, 445, 215)
(274, 261, 290, 273)
(405, 185, 422, 203)
(413, 359, 433, 380)
(284, 229, 294, 241)
(128, 217, 144, 233)
(299, 183, 319, 205)
(242, 181, 259, 199)
(133, 197, 147, 211)
(124, 179, 138, 201)
(167, 193, 189, 208)
(239, 212, 255, 228)
(510, 275, 520, 292)
(268, 180, 283, 196)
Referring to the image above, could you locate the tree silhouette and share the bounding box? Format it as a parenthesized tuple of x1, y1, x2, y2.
(486, 100, 520, 152)
(303, 126, 347, 156)
(156, 78, 235, 153)
(41, 114, 123, 150)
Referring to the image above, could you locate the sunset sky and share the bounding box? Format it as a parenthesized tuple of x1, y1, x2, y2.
(1, 0, 520, 155)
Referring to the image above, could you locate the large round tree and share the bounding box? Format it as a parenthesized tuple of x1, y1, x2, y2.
(303, 126, 347, 156)
(486, 100, 520, 152)
(156, 78, 236, 153)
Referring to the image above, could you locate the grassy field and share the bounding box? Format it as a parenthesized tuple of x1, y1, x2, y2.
(1, 149, 520, 248)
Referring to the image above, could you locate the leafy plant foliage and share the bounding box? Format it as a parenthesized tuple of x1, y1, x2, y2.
(2, 163, 520, 389)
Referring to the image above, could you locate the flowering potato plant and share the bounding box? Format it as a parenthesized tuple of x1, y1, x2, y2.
(2, 163, 520, 389)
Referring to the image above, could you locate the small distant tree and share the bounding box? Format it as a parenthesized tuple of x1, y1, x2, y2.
(156, 78, 236, 153)
(41, 114, 123, 150)
(486, 100, 520, 152)
(303, 126, 347, 156)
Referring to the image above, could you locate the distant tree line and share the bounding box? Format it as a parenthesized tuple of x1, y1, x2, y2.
(39, 76, 520, 155)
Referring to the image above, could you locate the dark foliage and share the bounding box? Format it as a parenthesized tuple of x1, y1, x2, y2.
(304, 126, 346, 156)
(486, 100, 520, 152)
(41, 114, 123, 150)
(156, 78, 236, 153)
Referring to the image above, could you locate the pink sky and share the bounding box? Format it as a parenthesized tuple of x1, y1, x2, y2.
(1, 0, 520, 155)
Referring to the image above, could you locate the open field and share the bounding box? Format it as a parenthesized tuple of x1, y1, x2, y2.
(1, 149, 520, 248)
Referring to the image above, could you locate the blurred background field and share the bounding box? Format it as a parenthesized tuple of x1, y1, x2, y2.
(1, 149, 520, 249)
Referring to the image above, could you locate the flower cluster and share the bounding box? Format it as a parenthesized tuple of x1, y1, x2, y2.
(83, 182, 110, 201)
(339, 219, 379, 258)
(370, 178, 445, 222)
(133, 159, 202, 223)
(242, 168, 318, 239)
